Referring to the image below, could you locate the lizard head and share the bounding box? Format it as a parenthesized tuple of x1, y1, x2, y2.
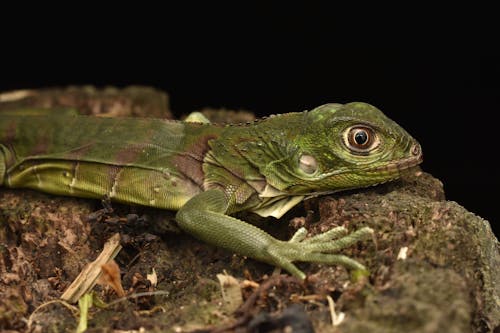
(259, 102, 423, 195)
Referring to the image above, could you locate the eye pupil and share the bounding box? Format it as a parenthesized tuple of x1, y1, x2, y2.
(354, 131, 368, 145)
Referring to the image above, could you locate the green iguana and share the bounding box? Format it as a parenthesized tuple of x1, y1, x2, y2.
(0, 102, 422, 279)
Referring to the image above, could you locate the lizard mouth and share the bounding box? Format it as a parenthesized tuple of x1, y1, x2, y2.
(370, 143, 423, 173)
(303, 144, 423, 200)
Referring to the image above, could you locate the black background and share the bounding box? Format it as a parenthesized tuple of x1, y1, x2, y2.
(1, 5, 498, 236)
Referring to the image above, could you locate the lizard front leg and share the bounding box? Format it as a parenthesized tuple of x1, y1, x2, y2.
(176, 189, 373, 279)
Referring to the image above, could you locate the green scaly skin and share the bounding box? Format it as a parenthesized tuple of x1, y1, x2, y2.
(0, 102, 422, 279)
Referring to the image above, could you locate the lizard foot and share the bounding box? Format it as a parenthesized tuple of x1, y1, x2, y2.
(269, 226, 374, 279)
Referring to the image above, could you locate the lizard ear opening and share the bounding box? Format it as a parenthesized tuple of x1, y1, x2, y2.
(299, 154, 318, 175)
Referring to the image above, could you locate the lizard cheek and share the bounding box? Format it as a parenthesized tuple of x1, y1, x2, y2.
(299, 154, 318, 175)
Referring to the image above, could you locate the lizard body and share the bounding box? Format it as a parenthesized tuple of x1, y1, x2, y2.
(0, 102, 422, 278)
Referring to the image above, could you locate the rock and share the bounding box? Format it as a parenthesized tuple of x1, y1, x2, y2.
(0, 85, 171, 118)
(0, 87, 498, 332)
(311, 170, 499, 332)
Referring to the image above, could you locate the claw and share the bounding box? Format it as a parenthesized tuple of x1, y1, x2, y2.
(289, 227, 308, 243)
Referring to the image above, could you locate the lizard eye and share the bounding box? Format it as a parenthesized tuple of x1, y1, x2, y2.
(344, 126, 379, 153)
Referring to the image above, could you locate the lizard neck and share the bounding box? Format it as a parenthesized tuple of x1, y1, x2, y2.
(202, 112, 308, 213)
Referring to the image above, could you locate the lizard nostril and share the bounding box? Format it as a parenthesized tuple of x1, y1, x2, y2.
(411, 143, 421, 156)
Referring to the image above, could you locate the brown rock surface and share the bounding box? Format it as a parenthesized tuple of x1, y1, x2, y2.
(0, 87, 498, 332)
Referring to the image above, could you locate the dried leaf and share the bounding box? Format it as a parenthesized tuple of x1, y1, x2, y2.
(147, 268, 158, 288)
(99, 260, 125, 298)
(217, 272, 243, 313)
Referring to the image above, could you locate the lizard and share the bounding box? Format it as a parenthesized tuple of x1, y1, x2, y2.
(0, 102, 422, 279)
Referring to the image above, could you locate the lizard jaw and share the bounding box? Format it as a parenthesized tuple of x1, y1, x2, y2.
(371, 154, 423, 173)
(302, 151, 423, 201)
(371, 143, 423, 173)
